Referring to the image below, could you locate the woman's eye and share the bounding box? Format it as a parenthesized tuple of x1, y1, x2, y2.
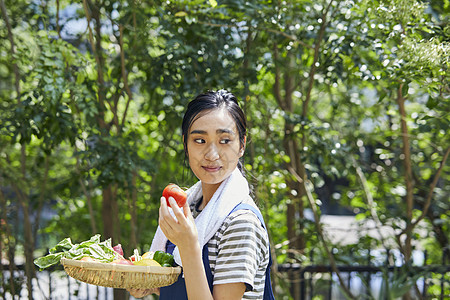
(220, 139, 231, 144)
(194, 138, 205, 144)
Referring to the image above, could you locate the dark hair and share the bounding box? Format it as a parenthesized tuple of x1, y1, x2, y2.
(182, 89, 247, 175)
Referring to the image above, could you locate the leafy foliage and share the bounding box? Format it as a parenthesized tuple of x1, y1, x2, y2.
(1, 0, 448, 299)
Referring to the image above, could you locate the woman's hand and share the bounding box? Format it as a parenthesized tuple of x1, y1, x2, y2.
(159, 196, 198, 250)
(127, 288, 159, 298)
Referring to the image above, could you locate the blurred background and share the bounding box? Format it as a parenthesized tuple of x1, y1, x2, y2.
(0, 0, 448, 299)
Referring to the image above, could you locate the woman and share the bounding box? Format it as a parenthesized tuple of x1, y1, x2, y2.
(130, 90, 274, 299)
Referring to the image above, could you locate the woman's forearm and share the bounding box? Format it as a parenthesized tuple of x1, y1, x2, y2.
(179, 243, 214, 300)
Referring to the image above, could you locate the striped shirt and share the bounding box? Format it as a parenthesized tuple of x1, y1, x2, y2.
(191, 197, 270, 299)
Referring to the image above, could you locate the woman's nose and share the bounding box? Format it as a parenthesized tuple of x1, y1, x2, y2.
(204, 143, 220, 161)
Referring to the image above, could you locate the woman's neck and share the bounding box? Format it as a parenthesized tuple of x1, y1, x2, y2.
(199, 181, 221, 210)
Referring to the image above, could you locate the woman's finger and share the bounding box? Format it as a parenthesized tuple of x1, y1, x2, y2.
(159, 196, 169, 216)
(182, 201, 195, 222)
(159, 197, 175, 230)
(127, 288, 151, 298)
(168, 197, 185, 220)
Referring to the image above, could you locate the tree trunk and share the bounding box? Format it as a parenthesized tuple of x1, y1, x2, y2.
(0, 189, 17, 298)
(0, 2, 35, 298)
(102, 185, 114, 239)
(111, 185, 121, 243)
(23, 204, 35, 300)
(13, 188, 35, 300)
(273, 42, 306, 299)
(129, 173, 138, 250)
(397, 83, 414, 262)
(83, 2, 126, 298)
(397, 84, 414, 300)
(102, 185, 127, 299)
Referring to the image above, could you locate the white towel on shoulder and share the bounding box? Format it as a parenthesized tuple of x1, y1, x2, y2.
(150, 168, 249, 267)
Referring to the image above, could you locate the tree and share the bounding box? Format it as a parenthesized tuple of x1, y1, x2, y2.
(1, 0, 448, 299)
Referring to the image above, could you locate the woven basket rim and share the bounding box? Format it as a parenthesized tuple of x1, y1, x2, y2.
(60, 258, 182, 275)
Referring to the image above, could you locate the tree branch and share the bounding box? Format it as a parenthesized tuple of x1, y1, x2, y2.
(75, 151, 98, 234)
(272, 45, 286, 111)
(33, 155, 50, 242)
(0, 0, 20, 102)
(119, 24, 133, 130)
(300, 0, 336, 148)
(302, 0, 334, 119)
(82, 0, 108, 131)
(401, 146, 450, 235)
(287, 165, 356, 300)
(196, 20, 311, 49)
(351, 156, 390, 249)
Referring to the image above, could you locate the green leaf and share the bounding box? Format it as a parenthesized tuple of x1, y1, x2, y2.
(355, 213, 367, 221)
(34, 253, 64, 269)
(34, 234, 118, 269)
(377, 90, 387, 103)
(49, 237, 73, 254)
(174, 11, 187, 17)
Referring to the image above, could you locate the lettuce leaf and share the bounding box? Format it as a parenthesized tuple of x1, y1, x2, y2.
(34, 234, 120, 270)
(34, 253, 65, 269)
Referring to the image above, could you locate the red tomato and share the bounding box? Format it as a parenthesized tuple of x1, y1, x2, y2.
(162, 184, 187, 208)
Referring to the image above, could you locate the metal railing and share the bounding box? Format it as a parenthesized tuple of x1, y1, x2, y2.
(277, 248, 450, 300)
(277, 263, 449, 299)
(1, 249, 449, 299)
(1, 265, 115, 300)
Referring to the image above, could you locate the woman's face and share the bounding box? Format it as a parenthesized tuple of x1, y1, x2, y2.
(186, 107, 244, 187)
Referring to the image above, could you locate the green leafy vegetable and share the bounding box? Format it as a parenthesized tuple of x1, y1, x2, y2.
(153, 250, 175, 267)
(34, 234, 120, 270)
(49, 238, 73, 254)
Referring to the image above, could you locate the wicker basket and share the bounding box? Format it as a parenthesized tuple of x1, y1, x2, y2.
(60, 258, 182, 289)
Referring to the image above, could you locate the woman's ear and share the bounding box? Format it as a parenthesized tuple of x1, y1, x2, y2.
(239, 136, 247, 157)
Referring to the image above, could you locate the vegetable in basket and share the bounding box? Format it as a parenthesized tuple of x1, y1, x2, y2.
(130, 250, 175, 267)
(112, 243, 124, 256)
(34, 234, 123, 270)
(153, 250, 175, 267)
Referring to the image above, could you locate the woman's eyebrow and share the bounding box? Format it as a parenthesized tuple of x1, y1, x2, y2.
(190, 129, 235, 135)
(216, 128, 235, 135)
(190, 129, 207, 135)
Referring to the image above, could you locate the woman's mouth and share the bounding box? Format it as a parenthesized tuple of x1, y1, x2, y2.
(202, 166, 221, 172)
